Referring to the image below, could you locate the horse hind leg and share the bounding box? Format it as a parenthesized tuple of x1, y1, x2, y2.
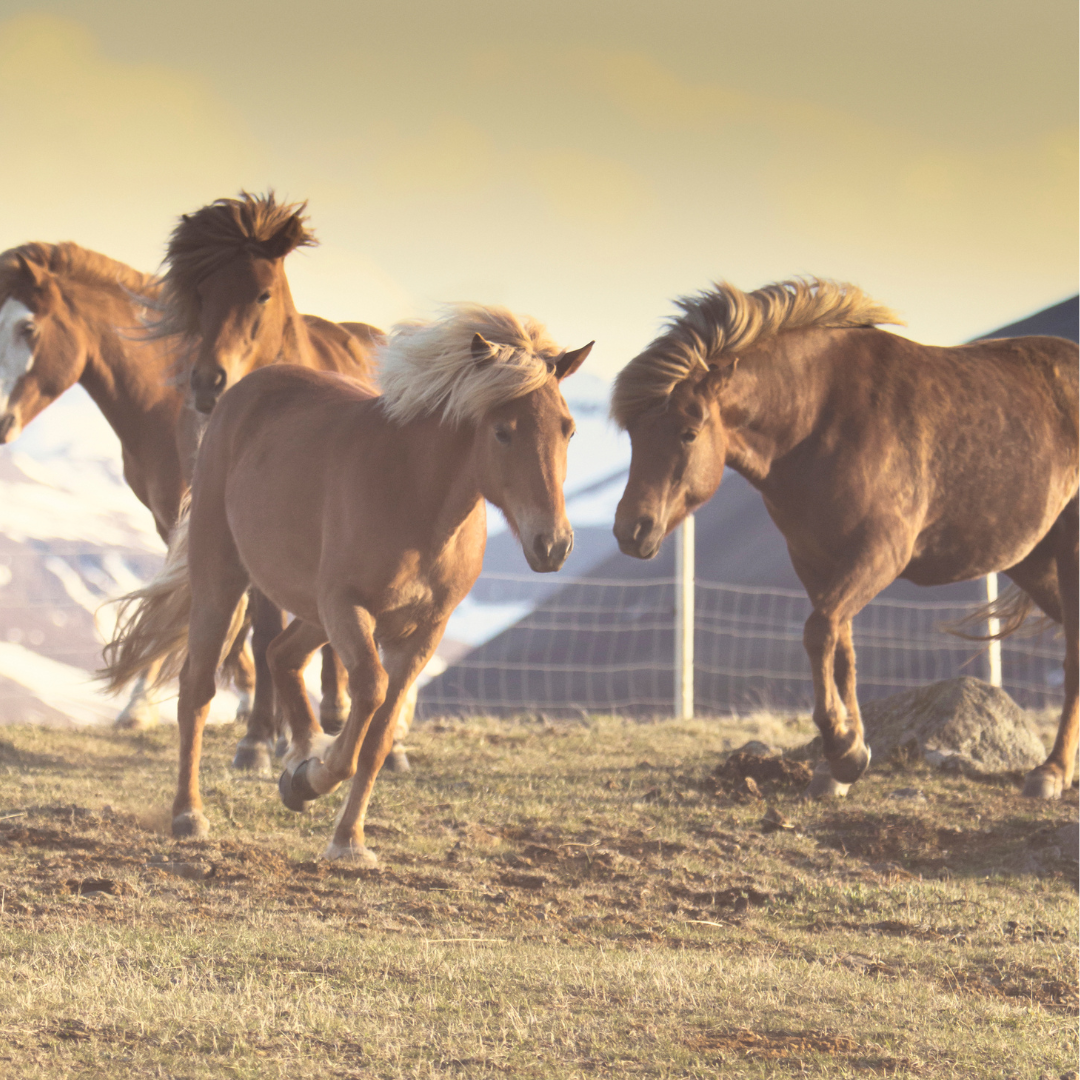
(1018, 505, 1078, 798)
(232, 590, 285, 772)
(114, 658, 165, 730)
(319, 645, 349, 735)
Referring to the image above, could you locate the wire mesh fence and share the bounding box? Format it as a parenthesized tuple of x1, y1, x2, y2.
(420, 572, 1065, 717)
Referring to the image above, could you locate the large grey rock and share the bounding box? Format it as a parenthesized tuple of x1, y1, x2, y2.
(861, 677, 1046, 776)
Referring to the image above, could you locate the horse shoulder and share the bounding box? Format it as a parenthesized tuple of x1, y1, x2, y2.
(302, 314, 382, 389)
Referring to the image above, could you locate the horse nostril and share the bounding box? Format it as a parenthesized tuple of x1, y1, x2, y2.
(211, 367, 227, 391)
(631, 517, 654, 543)
(533, 535, 554, 562)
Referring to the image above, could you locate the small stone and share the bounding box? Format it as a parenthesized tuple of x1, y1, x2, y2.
(889, 787, 927, 803)
(734, 740, 774, 757)
(741, 776, 763, 799)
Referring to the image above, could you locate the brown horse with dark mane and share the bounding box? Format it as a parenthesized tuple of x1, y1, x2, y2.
(0, 241, 246, 725)
(103, 305, 592, 861)
(149, 191, 384, 772)
(612, 278, 1078, 799)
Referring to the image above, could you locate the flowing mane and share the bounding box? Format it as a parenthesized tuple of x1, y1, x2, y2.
(378, 304, 563, 426)
(0, 242, 157, 304)
(149, 191, 316, 340)
(611, 277, 902, 426)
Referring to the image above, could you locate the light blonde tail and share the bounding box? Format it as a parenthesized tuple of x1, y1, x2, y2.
(944, 582, 1051, 642)
(99, 495, 248, 693)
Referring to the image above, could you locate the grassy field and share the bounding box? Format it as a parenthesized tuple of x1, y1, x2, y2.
(0, 711, 1076, 1079)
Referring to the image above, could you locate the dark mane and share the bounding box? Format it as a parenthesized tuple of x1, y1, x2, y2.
(611, 277, 902, 427)
(0, 242, 158, 305)
(150, 191, 317, 340)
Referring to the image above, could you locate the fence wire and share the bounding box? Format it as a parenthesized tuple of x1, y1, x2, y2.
(421, 572, 1064, 717)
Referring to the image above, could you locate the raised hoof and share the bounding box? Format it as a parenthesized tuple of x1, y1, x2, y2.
(803, 762, 851, 801)
(278, 759, 320, 812)
(383, 745, 411, 773)
(231, 739, 273, 772)
(828, 742, 871, 785)
(1022, 768, 1064, 799)
(323, 841, 378, 865)
(172, 810, 210, 839)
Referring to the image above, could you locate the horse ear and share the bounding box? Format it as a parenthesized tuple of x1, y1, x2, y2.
(554, 340, 593, 381)
(16, 253, 48, 293)
(472, 333, 498, 367)
(259, 214, 314, 260)
(703, 357, 739, 394)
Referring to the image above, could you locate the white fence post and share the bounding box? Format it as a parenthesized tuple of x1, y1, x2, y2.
(674, 515, 695, 719)
(986, 572, 1002, 687)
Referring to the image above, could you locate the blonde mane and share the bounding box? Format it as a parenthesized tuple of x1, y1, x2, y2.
(378, 304, 562, 426)
(611, 277, 902, 427)
(148, 191, 316, 341)
(0, 242, 157, 305)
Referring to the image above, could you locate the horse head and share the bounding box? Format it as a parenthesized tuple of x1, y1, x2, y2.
(474, 336, 593, 573)
(0, 251, 85, 443)
(612, 362, 733, 558)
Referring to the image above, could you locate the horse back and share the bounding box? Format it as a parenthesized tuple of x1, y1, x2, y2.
(301, 314, 383, 393)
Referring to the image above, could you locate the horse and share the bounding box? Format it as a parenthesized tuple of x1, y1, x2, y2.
(611, 277, 1078, 799)
(148, 191, 386, 772)
(0, 241, 251, 726)
(102, 305, 592, 862)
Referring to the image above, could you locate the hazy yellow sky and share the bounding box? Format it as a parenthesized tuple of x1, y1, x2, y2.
(1, 0, 1076, 376)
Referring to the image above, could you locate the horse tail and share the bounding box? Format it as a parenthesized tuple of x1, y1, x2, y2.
(944, 582, 1051, 641)
(100, 496, 250, 694)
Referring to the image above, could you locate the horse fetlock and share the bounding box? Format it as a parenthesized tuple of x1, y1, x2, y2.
(323, 839, 378, 865)
(172, 810, 210, 839)
(1022, 765, 1064, 800)
(231, 738, 274, 773)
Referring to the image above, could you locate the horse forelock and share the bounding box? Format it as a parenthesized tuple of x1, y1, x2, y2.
(0, 242, 157, 309)
(148, 191, 316, 342)
(610, 277, 903, 428)
(378, 304, 562, 426)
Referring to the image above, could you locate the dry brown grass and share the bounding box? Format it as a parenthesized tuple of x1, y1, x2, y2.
(0, 711, 1076, 1078)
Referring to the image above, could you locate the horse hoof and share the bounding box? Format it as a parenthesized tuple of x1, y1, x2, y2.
(323, 841, 378, 865)
(114, 707, 159, 731)
(172, 811, 210, 839)
(384, 746, 411, 773)
(829, 742, 871, 785)
(278, 759, 320, 812)
(232, 739, 273, 772)
(1022, 768, 1063, 799)
(320, 712, 346, 736)
(802, 762, 851, 800)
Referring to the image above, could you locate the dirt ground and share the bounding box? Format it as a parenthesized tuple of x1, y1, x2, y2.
(0, 711, 1076, 1079)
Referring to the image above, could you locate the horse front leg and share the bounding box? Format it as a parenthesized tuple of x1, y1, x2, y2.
(325, 622, 447, 863)
(804, 609, 871, 786)
(319, 645, 349, 735)
(232, 590, 285, 772)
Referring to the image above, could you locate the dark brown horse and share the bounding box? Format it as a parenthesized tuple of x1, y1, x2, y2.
(150, 192, 384, 771)
(612, 278, 1078, 799)
(103, 305, 592, 861)
(0, 242, 247, 725)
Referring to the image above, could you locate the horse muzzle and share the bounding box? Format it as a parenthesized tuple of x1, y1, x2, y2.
(0, 411, 21, 444)
(613, 512, 664, 559)
(524, 528, 574, 573)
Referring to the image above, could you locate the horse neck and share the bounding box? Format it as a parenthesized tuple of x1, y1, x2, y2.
(274, 279, 317, 366)
(73, 284, 180, 454)
(716, 331, 831, 485)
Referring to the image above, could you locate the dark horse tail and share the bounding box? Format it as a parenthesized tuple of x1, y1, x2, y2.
(945, 583, 1052, 641)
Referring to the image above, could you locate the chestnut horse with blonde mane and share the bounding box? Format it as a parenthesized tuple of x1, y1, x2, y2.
(103, 305, 592, 861)
(613, 278, 1078, 799)
(0, 241, 246, 725)
(149, 191, 384, 772)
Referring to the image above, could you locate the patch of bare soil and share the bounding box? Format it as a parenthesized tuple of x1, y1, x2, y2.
(687, 1027, 923, 1074)
(942, 961, 1080, 1013)
(707, 751, 813, 799)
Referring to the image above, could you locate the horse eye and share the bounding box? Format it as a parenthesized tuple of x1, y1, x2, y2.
(257, 290, 271, 305)
(20, 322, 35, 340)
(681, 429, 698, 444)
(495, 427, 511, 445)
